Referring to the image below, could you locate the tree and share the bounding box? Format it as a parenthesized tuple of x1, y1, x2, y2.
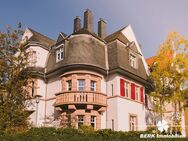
(0, 25, 31, 133)
(149, 32, 188, 134)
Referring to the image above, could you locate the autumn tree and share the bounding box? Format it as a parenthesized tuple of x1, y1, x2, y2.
(0, 25, 31, 134)
(149, 32, 188, 134)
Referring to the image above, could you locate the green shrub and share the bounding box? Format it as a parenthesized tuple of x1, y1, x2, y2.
(0, 127, 188, 141)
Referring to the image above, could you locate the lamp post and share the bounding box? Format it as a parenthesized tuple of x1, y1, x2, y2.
(35, 94, 42, 126)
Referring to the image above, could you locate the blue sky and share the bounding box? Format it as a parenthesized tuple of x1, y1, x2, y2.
(0, 0, 188, 58)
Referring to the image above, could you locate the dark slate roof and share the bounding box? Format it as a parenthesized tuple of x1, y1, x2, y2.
(104, 26, 130, 45)
(127, 42, 142, 55)
(46, 33, 107, 74)
(26, 23, 148, 82)
(72, 28, 105, 42)
(60, 32, 67, 37)
(28, 28, 55, 48)
(56, 32, 67, 43)
(107, 39, 147, 80)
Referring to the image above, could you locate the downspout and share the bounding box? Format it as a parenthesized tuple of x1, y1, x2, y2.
(106, 69, 109, 128)
(43, 46, 52, 126)
(105, 42, 109, 129)
(44, 68, 47, 126)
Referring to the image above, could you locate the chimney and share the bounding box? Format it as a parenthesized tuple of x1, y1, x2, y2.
(74, 16, 81, 33)
(84, 9, 94, 32)
(98, 18, 107, 39)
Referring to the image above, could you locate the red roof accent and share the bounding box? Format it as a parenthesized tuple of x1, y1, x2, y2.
(146, 51, 174, 66)
(146, 57, 155, 66)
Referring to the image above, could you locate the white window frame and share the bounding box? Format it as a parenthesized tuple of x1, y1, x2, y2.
(130, 115, 137, 131)
(124, 81, 130, 98)
(135, 86, 140, 101)
(67, 80, 72, 91)
(90, 80, 96, 91)
(78, 115, 85, 128)
(90, 116, 96, 128)
(129, 53, 137, 68)
(56, 46, 64, 62)
(78, 79, 85, 91)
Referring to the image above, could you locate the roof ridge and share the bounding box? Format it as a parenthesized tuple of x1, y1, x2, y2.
(71, 28, 105, 43)
(104, 25, 128, 40)
(27, 27, 55, 47)
(28, 27, 55, 42)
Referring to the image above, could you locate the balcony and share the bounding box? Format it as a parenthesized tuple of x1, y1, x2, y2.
(55, 91, 107, 107)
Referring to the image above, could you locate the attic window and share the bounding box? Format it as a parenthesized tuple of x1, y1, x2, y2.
(56, 46, 64, 62)
(129, 53, 137, 68)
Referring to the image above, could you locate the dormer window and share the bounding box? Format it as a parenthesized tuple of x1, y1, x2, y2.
(129, 53, 137, 68)
(56, 46, 64, 62)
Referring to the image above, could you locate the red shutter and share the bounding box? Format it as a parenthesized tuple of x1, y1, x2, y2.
(120, 79, 125, 96)
(131, 83, 135, 100)
(140, 87, 144, 103)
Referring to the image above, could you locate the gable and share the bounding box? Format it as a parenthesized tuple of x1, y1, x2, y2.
(121, 25, 149, 75)
(56, 32, 67, 43)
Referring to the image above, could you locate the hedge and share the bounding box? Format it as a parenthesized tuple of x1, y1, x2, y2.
(0, 127, 188, 141)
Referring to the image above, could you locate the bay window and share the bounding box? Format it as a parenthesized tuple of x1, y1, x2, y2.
(90, 80, 96, 91)
(67, 80, 72, 91)
(78, 79, 85, 91)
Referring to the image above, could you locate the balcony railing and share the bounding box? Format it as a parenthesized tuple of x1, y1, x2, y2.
(55, 91, 107, 107)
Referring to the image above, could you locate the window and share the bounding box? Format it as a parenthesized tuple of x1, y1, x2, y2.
(135, 86, 139, 101)
(130, 54, 136, 68)
(67, 80, 72, 91)
(91, 116, 96, 128)
(78, 115, 85, 128)
(28, 50, 37, 66)
(31, 81, 35, 97)
(90, 80, 96, 91)
(56, 47, 64, 62)
(125, 82, 130, 98)
(130, 115, 137, 131)
(112, 119, 114, 131)
(78, 80, 85, 91)
(111, 84, 114, 96)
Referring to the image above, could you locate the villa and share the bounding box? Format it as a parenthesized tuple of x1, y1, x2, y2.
(23, 9, 187, 135)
